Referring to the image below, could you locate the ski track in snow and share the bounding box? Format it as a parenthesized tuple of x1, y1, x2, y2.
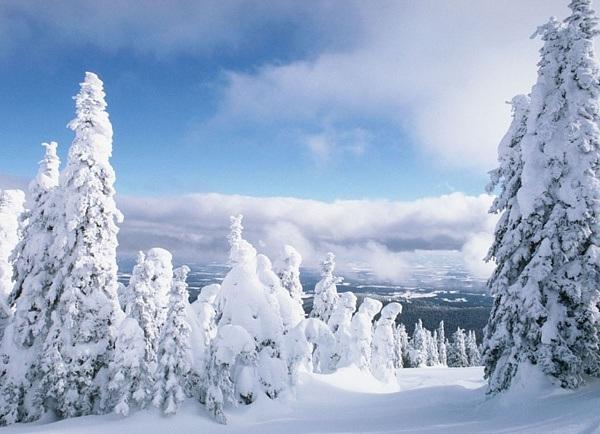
(5, 366, 600, 434)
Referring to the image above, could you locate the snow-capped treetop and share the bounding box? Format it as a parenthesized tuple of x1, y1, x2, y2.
(66, 72, 113, 161)
(197, 284, 221, 305)
(328, 291, 357, 333)
(310, 252, 343, 323)
(379, 302, 402, 322)
(566, 0, 599, 37)
(274, 245, 304, 303)
(31, 142, 60, 194)
(145, 247, 174, 312)
(228, 215, 256, 266)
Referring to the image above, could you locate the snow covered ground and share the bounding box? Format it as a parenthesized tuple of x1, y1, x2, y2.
(5, 366, 599, 434)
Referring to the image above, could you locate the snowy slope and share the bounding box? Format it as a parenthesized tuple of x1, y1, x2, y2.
(4, 366, 600, 434)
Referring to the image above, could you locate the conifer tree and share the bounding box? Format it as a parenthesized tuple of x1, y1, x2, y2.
(409, 319, 428, 367)
(396, 323, 410, 368)
(484, 0, 600, 393)
(348, 297, 382, 370)
(310, 253, 342, 323)
(38, 72, 124, 418)
(466, 330, 482, 367)
(0, 189, 25, 328)
(274, 245, 305, 305)
(153, 266, 192, 415)
(327, 291, 357, 368)
(437, 321, 448, 366)
(0, 144, 59, 425)
(448, 328, 469, 368)
(107, 318, 146, 416)
(371, 302, 402, 381)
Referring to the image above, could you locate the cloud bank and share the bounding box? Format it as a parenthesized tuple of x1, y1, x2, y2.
(117, 191, 497, 281)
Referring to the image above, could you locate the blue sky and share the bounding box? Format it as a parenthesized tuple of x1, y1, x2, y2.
(0, 0, 571, 202)
(0, 0, 581, 275)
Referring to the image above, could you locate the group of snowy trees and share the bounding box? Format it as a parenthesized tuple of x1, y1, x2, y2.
(0, 74, 482, 425)
(483, 0, 600, 394)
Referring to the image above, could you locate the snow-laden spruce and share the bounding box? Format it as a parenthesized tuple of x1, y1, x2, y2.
(327, 291, 357, 369)
(153, 266, 193, 415)
(371, 302, 402, 382)
(310, 252, 342, 323)
(484, 0, 600, 393)
(409, 319, 428, 367)
(348, 297, 382, 370)
(38, 72, 124, 419)
(108, 248, 174, 414)
(0, 189, 25, 328)
(206, 215, 289, 422)
(448, 328, 469, 368)
(274, 244, 304, 306)
(0, 144, 58, 425)
(396, 323, 410, 368)
(437, 321, 448, 367)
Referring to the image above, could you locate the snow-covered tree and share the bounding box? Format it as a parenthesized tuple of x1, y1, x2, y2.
(0, 189, 25, 327)
(448, 328, 469, 368)
(153, 266, 192, 415)
(426, 330, 440, 366)
(484, 1, 600, 393)
(106, 318, 145, 416)
(38, 72, 124, 419)
(310, 252, 342, 323)
(204, 324, 255, 424)
(274, 244, 304, 305)
(466, 330, 481, 367)
(371, 302, 402, 382)
(348, 297, 382, 370)
(396, 323, 410, 368)
(409, 319, 428, 368)
(217, 215, 288, 404)
(110, 248, 174, 412)
(286, 318, 335, 379)
(256, 253, 304, 334)
(327, 291, 357, 369)
(437, 321, 448, 366)
(0, 144, 59, 425)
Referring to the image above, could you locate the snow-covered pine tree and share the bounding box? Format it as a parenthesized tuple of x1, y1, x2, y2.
(466, 330, 482, 367)
(153, 266, 192, 415)
(0, 189, 25, 329)
(204, 324, 256, 424)
(371, 302, 402, 382)
(286, 317, 335, 378)
(37, 72, 124, 419)
(274, 244, 305, 306)
(256, 253, 304, 334)
(409, 319, 428, 368)
(217, 215, 288, 403)
(327, 291, 357, 369)
(348, 297, 382, 370)
(437, 321, 448, 366)
(426, 330, 440, 366)
(109, 248, 174, 413)
(484, 0, 600, 393)
(396, 323, 410, 368)
(106, 318, 145, 416)
(448, 328, 469, 368)
(0, 143, 60, 425)
(310, 252, 342, 323)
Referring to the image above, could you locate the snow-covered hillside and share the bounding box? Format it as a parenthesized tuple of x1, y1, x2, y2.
(4, 366, 599, 434)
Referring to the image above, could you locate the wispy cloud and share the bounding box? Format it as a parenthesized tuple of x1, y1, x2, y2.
(117, 191, 497, 281)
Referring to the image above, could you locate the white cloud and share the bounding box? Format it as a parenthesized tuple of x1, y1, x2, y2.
(208, 0, 572, 170)
(117, 191, 497, 282)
